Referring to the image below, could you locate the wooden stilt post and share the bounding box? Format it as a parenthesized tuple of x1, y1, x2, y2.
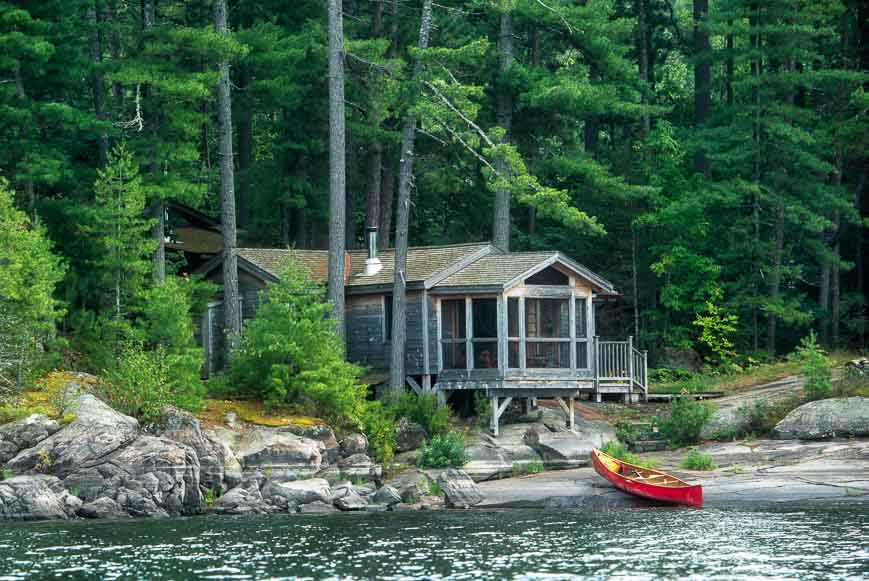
(436, 389, 447, 408)
(568, 395, 575, 431)
(491, 396, 499, 436)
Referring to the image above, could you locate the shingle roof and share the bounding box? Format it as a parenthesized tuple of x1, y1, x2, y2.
(437, 252, 557, 287)
(237, 248, 330, 282)
(235, 243, 490, 287)
(224, 242, 616, 295)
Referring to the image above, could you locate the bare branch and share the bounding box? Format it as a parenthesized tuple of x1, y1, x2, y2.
(423, 80, 495, 148)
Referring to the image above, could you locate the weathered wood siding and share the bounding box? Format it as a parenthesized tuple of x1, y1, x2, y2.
(345, 291, 436, 375)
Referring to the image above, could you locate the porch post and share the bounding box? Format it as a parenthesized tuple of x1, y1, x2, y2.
(465, 297, 473, 371)
(490, 395, 499, 436)
(569, 294, 577, 372)
(627, 335, 634, 402)
(568, 395, 575, 431)
(497, 293, 507, 374)
(518, 296, 526, 373)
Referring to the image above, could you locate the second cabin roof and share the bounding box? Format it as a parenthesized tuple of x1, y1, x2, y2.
(204, 242, 617, 295)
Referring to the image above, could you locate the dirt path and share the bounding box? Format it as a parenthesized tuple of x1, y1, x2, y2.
(711, 375, 804, 409)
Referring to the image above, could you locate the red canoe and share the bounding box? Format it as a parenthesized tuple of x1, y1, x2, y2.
(592, 448, 703, 508)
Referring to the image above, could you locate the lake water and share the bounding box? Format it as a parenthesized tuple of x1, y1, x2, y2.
(0, 503, 867, 580)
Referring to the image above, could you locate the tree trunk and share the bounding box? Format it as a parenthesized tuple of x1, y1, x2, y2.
(237, 62, 253, 229)
(327, 0, 347, 337)
(89, 3, 108, 167)
(492, 10, 514, 251)
(141, 0, 165, 284)
(389, 0, 433, 391)
(215, 0, 241, 356)
(364, 1, 384, 234)
(750, 3, 761, 352)
(693, 0, 711, 175)
(378, 154, 394, 248)
(767, 206, 784, 353)
(637, 0, 651, 137)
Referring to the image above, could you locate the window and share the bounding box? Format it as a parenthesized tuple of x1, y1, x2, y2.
(383, 295, 393, 342)
(525, 298, 570, 368)
(472, 298, 498, 368)
(440, 299, 466, 369)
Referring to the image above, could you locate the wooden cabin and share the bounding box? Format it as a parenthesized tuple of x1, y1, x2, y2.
(196, 232, 647, 434)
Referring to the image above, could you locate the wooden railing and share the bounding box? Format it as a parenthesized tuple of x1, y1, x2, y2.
(593, 336, 648, 398)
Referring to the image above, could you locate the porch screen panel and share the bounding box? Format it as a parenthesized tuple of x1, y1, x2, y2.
(472, 298, 498, 368)
(440, 299, 466, 369)
(575, 297, 589, 369)
(525, 298, 570, 368)
(507, 298, 519, 368)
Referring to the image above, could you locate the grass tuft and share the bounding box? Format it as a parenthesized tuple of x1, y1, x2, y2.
(680, 448, 717, 471)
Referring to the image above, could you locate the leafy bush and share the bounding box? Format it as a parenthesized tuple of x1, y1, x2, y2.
(792, 333, 832, 401)
(385, 391, 451, 436)
(692, 301, 738, 367)
(600, 441, 659, 469)
(680, 448, 716, 471)
(658, 395, 714, 446)
(416, 432, 469, 469)
(473, 391, 491, 427)
(229, 256, 366, 428)
(135, 276, 207, 411)
(361, 400, 397, 465)
(0, 179, 65, 394)
(98, 343, 176, 422)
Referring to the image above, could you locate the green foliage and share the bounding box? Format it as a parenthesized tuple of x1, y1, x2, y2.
(679, 449, 716, 471)
(1, 468, 12, 481)
(511, 460, 545, 477)
(384, 391, 451, 437)
(792, 333, 832, 401)
(600, 441, 659, 469)
(473, 391, 492, 428)
(135, 277, 208, 411)
(361, 400, 397, 466)
(657, 395, 714, 446)
(0, 179, 65, 392)
(416, 432, 469, 469)
(229, 255, 366, 428)
(693, 301, 739, 367)
(98, 343, 177, 423)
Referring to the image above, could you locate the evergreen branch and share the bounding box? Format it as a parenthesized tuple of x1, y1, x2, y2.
(424, 80, 495, 148)
(533, 0, 574, 34)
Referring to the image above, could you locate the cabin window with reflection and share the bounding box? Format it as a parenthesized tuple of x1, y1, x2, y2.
(525, 298, 570, 368)
(440, 299, 466, 369)
(472, 298, 498, 368)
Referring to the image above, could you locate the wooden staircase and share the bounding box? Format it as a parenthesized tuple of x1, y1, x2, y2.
(593, 336, 648, 402)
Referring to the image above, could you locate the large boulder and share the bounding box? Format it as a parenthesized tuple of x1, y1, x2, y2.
(235, 428, 324, 478)
(388, 469, 432, 502)
(149, 407, 242, 493)
(210, 474, 272, 516)
(261, 478, 331, 511)
(394, 419, 426, 452)
(463, 444, 512, 481)
(0, 414, 61, 464)
(0, 475, 81, 521)
(437, 469, 483, 508)
(524, 419, 615, 470)
(332, 485, 369, 511)
(339, 433, 368, 457)
(773, 397, 869, 440)
(701, 407, 743, 440)
(63, 435, 202, 518)
(6, 394, 139, 477)
(336, 453, 377, 481)
(78, 496, 129, 520)
(373, 485, 401, 506)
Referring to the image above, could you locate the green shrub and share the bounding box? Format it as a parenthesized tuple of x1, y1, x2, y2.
(362, 400, 397, 465)
(792, 333, 832, 401)
(98, 343, 176, 423)
(473, 391, 491, 427)
(512, 460, 545, 477)
(680, 448, 716, 471)
(0, 179, 66, 394)
(229, 256, 366, 428)
(416, 432, 469, 469)
(600, 441, 659, 469)
(385, 391, 451, 436)
(658, 395, 714, 446)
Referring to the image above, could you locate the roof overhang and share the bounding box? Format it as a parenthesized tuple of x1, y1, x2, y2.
(500, 253, 618, 295)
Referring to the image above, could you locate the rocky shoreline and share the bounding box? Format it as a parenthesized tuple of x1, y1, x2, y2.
(1, 378, 867, 521)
